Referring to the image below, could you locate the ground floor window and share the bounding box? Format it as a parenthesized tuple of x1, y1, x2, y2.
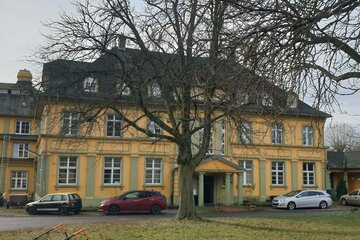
(11, 171, 28, 190)
(271, 161, 284, 185)
(103, 157, 121, 185)
(239, 160, 253, 185)
(145, 158, 162, 185)
(58, 156, 78, 185)
(303, 162, 315, 186)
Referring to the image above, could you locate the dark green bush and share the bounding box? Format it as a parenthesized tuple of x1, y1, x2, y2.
(336, 179, 348, 197)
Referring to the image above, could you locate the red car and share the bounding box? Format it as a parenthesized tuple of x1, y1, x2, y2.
(98, 190, 167, 215)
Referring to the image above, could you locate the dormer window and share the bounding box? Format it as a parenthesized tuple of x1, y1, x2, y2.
(287, 93, 298, 108)
(149, 83, 161, 97)
(117, 83, 131, 96)
(262, 93, 273, 107)
(235, 92, 248, 106)
(84, 77, 98, 92)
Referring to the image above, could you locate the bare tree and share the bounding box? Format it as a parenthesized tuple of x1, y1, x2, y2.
(35, 0, 330, 220)
(326, 122, 360, 152)
(230, 0, 360, 112)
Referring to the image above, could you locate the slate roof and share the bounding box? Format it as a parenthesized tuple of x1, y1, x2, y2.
(327, 151, 360, 169)
(0, 82, 37, 117)
(41, 47, 330, 119)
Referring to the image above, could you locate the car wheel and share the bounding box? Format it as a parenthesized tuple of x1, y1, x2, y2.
(319, 201, 328, 209)
(287, 202, 296, 210)
(108, 205, 119, 215)
(151, 205, 162, 214)
(59, 208, 68, 216)
(341, 198, 347, 206)
(27, 206, 37, 215)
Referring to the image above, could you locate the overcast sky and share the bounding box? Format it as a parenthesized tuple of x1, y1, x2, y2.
(0, 1, 359, 126)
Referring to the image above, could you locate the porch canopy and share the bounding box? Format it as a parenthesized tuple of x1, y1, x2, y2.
(195, 155, 243, 206)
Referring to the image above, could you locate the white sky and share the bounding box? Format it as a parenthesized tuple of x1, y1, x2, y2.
(0, 0, 359, 126)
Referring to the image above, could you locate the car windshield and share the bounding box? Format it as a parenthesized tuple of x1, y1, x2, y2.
(283, 190, 302, 197)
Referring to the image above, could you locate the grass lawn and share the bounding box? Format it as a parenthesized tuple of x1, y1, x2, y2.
(1, 211, 360, 239)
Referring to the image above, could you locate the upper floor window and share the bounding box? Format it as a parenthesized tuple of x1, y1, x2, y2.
(239, 160, 253, 185)
(106, 114, 122, 137)
(239, 122, 252, 144)
(302, 126, 314, 146)
(58, 156, 78, 185)
(13, 143, 29, 158)
(84, 77, 98, 92)
(145, 158, 162, 185)
(103, 157, 122, 185)
(16, 121, 30, 135)
(11, 171, 28, 190)
(271, 123, 283, 144)
(148, 119, 161, 139)
(149, 83, 161, 97)
(220, 120, 225, 155)
(62, 112, 80, 136)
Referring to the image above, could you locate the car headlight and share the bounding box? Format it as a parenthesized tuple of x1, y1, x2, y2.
(279, 199, 286, 203)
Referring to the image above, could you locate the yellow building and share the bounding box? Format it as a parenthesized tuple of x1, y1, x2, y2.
(0, 70, 38, 201)
(30, 49, 330, 208)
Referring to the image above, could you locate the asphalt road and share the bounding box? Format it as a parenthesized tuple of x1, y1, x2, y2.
(0, 206, 357, 232)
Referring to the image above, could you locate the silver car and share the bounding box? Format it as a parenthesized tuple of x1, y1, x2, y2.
(340, 189, 360, 206)
(272, 190, 332, 210)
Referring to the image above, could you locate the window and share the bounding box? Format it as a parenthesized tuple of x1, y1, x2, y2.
(106, 114, 122, 137)
(148, 120, 161, 138)
(15, 121, 30, 135)
(11, 171, 28, 190)
(149, 83, 161, 97)
(119, 83, 131, 95)
(303, 162, 315, 186)
(271, 161, 284, 185)
(239, 122, 252, 144)
(271, 123, 283, 144)
(235, 92, 248, 106)
(103, 157, 121, 185)
(239, 160, 253, 185)
(13, 143, 29, 158)
(199, 127, 213, 154)
(84, 77, 98, 92)
(145, 158, 162, 184)
(62, 112, 80, 136)
(302, 126, 314, 146)
(262, 93, 273, 106)
(58, 156, 78, 185)
(287, 93, 297, 108)
(220, 120, 225, 155)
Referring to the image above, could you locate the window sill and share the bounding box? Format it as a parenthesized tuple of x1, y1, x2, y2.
(10, 189, 28, 191)
(270, 185, 288, 190)
(143, 184, 164, 188)
(302, 185, 318, 189)
(55, 185, 80, 189)
(101, 184, 124, 189)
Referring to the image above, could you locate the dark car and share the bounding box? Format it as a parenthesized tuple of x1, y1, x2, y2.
(98, 190, 167, 215)
(25, 192, 82, 215)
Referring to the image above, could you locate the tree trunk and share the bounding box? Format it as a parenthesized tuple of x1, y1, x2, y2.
(175, 163, 200, 220)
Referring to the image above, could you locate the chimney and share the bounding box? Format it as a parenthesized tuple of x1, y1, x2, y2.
(117, 34, 127, 49)
(17, 69, 32, 82)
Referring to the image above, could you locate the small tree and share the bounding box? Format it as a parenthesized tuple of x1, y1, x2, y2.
(336, 179, 348, 198)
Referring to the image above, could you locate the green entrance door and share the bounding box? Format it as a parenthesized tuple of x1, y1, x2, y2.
(204, 175, 214, 205)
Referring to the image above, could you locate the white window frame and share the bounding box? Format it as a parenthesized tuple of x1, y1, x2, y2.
(58, 156, 78, 185)
(84, 77, 98, 92)
(239, 122, 252, 144)
(15, 121, 30, 135)
(149, 83, 161, 97)
(239, 160, 253, 185)
(302, 126, 314, 146)
(11, 171, 28, 190)
(103, 157, 122, 185)
(145, 158, 162, 185)
(148, 120, 162, 138)
(303, 162, 315, 186)
(271, 161, 285, 185)
(106, 114, 122, 137)
(62, 112, 80, 136)
(13, 143, 29, 158)
(271, 123, 283, 144)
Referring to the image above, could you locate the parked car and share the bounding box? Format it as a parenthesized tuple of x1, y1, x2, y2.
(272, 190, 332, 210)
(98, 190, 167, 215)
(340, 189, 360, 206)
(25, 192, 82, 215)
